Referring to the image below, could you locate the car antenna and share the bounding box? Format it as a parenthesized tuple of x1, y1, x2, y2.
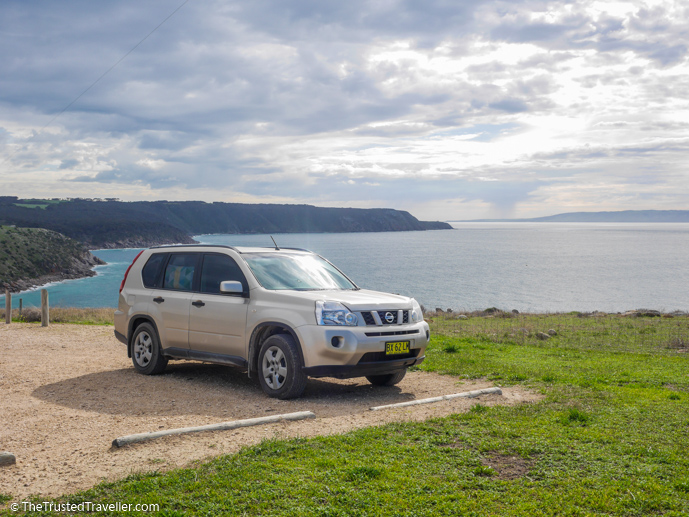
(270, 235, 280, 250)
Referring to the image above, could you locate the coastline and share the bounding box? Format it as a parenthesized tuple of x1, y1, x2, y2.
(1, 252, 105, 294)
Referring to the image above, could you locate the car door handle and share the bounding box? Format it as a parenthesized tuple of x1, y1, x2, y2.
(191, 300, 205, 308)
(153, 297, 165, 304)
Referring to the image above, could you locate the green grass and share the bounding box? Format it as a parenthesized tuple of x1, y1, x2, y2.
(0, 307, 114, 326)
(2, 313, 688, 516)
(429, 310, 689, 355)
(13, 199, 62, 210)
(13, 203, 49, 210)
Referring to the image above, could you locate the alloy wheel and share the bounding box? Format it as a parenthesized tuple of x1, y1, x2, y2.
(262, 345, 287, 390)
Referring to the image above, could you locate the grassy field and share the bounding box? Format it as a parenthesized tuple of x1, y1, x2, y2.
(1, 311, 688, 516)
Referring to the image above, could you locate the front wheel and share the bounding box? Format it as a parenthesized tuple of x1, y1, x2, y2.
(258, 334, 307, 399)
(131, 322, 167, 375)
(366, 369, 406, 386)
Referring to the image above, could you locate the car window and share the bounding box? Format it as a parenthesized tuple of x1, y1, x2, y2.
(242, 253, 356, 291)
(200, 254, 247, 294)
(162, 253, 198, 291)
(141, 253, 167, 288)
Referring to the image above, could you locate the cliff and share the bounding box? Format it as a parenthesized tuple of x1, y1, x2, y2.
(0, 226, 105, 293)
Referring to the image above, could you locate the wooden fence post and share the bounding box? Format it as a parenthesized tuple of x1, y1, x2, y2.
(41, 289, 49, 327)
(4, 290, 10, 325)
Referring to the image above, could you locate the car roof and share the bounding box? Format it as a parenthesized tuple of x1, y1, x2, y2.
(149, 244, 312, 254)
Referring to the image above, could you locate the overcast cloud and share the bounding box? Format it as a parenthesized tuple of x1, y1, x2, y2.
(1, 0, 687, 220)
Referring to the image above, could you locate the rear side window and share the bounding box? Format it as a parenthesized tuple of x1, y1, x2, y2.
(141, 253, 167, 288)
(200, 254, 248, 294)
(163, 253, 198, 291)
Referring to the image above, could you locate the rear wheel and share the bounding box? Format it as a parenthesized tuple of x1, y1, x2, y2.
(366, 369, 406, 386)
(258, 334, 307, 399)
(131, 322, 167, 375)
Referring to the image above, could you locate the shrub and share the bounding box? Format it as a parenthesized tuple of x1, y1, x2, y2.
(19, 307, 42, 322)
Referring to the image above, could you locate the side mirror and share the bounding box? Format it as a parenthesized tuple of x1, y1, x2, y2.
(220, 281, 244, 295)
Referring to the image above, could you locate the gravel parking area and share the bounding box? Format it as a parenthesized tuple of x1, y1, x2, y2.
(0, 322, 539, 499)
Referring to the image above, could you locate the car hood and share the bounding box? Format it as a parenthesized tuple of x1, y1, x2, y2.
(286, 289, 413, 311)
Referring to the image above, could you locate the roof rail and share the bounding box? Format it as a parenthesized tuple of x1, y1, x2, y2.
(149, 244, 239, 251)
(148, 244, 313, 253)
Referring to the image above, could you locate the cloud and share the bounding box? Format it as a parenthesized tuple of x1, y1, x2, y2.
(488, 99, 529, 113)
(486, 2, 688, 66)
(58, 159, 79, 170)
(0, 0, 687, 220)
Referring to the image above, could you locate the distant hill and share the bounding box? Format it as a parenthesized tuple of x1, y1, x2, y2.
(457, 210, 689, 223)
(0, 197, 452, 249)
(0, 226, 104, 292)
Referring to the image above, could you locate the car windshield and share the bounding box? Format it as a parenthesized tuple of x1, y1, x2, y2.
(242, 252, 357, 291)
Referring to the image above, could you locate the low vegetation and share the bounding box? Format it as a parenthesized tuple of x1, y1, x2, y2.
(0, 226, 94, 286)
(1, 312, 688, 516)
(0, 307, 114, 325)
(427, 308, 689, 355)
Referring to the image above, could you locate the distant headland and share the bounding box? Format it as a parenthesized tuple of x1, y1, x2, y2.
(455, 210, 689, 223)
(0, 197, 451, 250)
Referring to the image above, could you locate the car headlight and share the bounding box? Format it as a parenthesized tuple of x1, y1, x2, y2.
(316, 301, 358, 326)
(411, 298, 424, 323)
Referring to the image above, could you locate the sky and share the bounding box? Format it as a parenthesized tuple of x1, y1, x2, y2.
(1, 0, 687, 221)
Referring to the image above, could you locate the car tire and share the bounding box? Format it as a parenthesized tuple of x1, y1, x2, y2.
(131, 322, 168, 375)
(366, 369, 407, 386)
(258, 334, 307, 399)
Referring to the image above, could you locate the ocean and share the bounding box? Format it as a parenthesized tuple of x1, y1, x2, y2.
(2, 223, 688, 313)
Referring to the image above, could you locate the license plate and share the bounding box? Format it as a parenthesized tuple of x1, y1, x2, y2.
(385, 341, 410, 355)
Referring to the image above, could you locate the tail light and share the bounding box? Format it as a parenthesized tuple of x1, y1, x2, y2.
(119, 250, 145, 293)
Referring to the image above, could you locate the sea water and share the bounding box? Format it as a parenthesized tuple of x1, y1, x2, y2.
(2, 223, 688, 313)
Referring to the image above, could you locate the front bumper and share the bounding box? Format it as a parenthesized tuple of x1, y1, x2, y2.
(303, 354, 425, 379)
(294, 320, 430, 378)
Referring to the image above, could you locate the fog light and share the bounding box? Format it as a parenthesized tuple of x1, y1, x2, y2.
(426, 330, 430, 340)
(331, 336, 344, 348)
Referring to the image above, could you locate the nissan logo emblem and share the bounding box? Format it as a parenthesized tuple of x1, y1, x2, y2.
(385, 312, 395, 323)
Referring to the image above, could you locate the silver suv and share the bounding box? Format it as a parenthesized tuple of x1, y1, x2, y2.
(114, 245, 429, 399)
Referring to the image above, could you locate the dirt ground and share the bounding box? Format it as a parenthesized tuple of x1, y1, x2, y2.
(0, 322, 540, 499)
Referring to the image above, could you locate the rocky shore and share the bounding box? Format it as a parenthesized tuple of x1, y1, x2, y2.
(1, 251, 105, 294)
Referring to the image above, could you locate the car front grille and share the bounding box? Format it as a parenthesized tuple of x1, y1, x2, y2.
(359, 310, 410, 326)
(362, 312, 376, 325)
(377, 310, 399, 324)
